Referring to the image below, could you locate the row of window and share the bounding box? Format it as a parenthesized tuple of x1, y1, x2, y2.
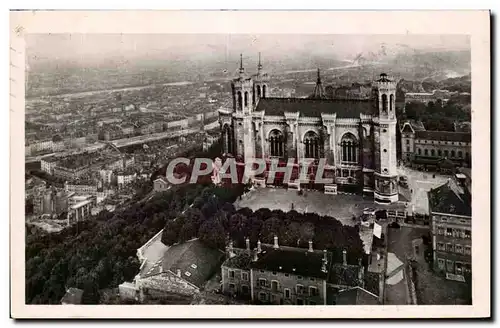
(257, 292, 317, 305)
(257, 278, 319, 296)
(436, 258, 471, 274)
(229, 269, 318, 281)
(415, 139, 468, 146)
(228, 270, 249, 281)
(436, 227, 471, 239)
(416, 148, 469, 158)
(436, 243, 471, 255)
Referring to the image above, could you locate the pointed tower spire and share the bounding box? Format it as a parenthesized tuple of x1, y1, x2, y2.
(239, 53, 245, 75)
(257, 52, 263, 72)
(312, 68, 325, 99)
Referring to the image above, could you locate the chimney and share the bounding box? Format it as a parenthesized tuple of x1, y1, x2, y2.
(176, 269, 181, 277)
(273, 235, 279, 249)
(358, 258, 365, 287)
(321, 250, 328, 273)
(228, 240, 235, 258)
(308, 240, 314, 252)
(245, 237, 251, 252)
(343, 249, 347, 266)
(253, 249, 259, 262)
(257, 240, 262, 253)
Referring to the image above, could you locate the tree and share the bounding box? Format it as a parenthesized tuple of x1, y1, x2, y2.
(198, 217, 226, 249)
(161, 220, 181, 246)
(261, 217, 283, 243)
(279, 221, 301, 246)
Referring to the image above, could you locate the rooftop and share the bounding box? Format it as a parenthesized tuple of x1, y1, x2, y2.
(336, 286, 379, 305)
(401, 120, 426, 133)
(249, 246, 330, 280)
(327, 263, 361, 287)
(428, 179, 472, 217)
(142, 239, 224, 288)
(60, 288, 84, 304)
(415, 130, 471, 143)
(255, 97, 373, 118)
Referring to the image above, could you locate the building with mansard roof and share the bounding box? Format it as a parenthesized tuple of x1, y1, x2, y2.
(218, 54, 400, 203)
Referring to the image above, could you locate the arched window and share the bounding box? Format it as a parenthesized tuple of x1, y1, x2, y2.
(431, 149, 435, 156)
(304, 131, 321, 159)
(263, 85, 267, 98)
(444, 150, 449, 157)
(458, 151, 463, 158)
(382, 94, 388, 113)
(237, 91, 242, 110)
(438, 149, 442, 157)
(244, 92, 249, 107)
(257, 85, 261, 98)
(424, 149, 428, 156)
(417, 148, 421, 155)
(222, 124, 233, 154)
(269, 130, 284, 158)
(341, 133, 358, 164)
(390, 94, 394, 111)
(451, 150, 456, 158)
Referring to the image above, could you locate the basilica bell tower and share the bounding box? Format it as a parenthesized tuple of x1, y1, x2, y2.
(230, 54, 255, 161)
(373, 73, 399, 203)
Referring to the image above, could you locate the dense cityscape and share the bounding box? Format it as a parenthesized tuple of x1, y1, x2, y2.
(25, 34, 472, 307)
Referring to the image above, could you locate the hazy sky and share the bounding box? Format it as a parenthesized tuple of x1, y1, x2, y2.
(26, 34, 470, 66)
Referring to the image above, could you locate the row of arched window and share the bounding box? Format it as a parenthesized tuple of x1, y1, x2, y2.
(223, 126, 364, 164)
(236, 85, 267, 110)
(267, 130, 358, 163)
(380, 94, 395, 113)
(417, 148, 469, 159)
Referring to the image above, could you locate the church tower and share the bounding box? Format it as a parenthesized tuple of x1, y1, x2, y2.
(373, 73, 399, 203)
(230, 54, 255, 161)
(312, 68, 326, 99)
(253, 52, 270, 104)
(231, 54, 254, 114)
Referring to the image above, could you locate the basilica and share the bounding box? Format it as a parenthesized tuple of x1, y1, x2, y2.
(218, 55, 399, 203)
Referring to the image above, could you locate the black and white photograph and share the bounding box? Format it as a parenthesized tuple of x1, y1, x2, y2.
(10, 10, 490, 319)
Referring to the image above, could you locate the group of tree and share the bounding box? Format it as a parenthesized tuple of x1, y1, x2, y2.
(161, 188, 366, 266)
(402, 99, 471, 132)
(26, 139, 365, 304)
(24, 142, 233, 304)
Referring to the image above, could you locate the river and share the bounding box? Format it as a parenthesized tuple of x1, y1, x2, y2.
(27, 81, 195, 101)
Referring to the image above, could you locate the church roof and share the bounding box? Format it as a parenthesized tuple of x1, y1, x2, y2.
(255, 97, 373, 118)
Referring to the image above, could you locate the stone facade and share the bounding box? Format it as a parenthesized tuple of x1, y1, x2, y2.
(251, 266, 326, 305)
(432, 213, 472, 276)
(400, 121, 471, 168)
(221, 240, 364, 305)
(428, 178, 472, 279)
(219, 56, 399, 203)
(136, 271, 199, 302)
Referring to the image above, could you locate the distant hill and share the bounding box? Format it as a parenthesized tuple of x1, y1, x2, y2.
(348, 49, 470, 82)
